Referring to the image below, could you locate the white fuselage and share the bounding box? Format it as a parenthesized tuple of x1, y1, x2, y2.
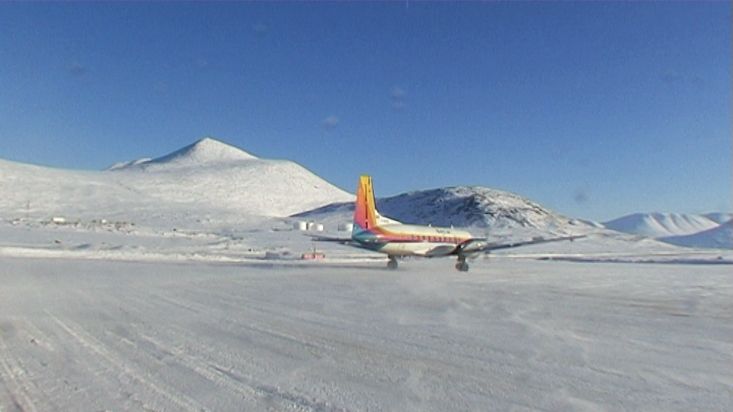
(353, 223, 477, 257)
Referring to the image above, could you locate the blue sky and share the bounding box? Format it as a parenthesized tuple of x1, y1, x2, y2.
(0, 2, 730, 221)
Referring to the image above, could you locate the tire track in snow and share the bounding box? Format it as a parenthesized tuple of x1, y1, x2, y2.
(118, 270, 646, 410)
(45, 311, 206, 412)
(136, 289, 510, 409)
(209, 287, 610, 410)
(143, 274, 639, 410)
(0, 319, 67, 412)
(17, 319, 57, 354)
(73, 284, 337, 411)
(0, 335, 40, 412)
(136, 331, 342, 412)
(120, 290, 350, 411)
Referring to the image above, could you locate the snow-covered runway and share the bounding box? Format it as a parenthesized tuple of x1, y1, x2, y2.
(1, 257, 730, 411)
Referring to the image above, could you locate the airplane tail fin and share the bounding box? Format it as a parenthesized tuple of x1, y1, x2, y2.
(353, 175, 380, 231)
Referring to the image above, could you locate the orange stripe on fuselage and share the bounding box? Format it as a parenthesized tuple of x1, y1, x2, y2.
(371, 226, 471, 244)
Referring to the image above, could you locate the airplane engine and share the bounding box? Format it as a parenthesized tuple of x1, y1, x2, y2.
(459, 240, 487, 255)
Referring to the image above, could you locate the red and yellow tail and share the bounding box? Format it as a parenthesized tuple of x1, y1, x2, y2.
(353, 175, 379, 231)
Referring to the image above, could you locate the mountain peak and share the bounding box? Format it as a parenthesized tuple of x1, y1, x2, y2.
(108, 137, 258, 171)
(153, 137, 258, 164)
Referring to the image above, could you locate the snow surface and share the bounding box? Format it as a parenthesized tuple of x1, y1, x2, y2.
(1, 190, 732, 411)
(1, 254, 731, 411)
(107, 157, 153, 171)
(603, 213, 720, 238)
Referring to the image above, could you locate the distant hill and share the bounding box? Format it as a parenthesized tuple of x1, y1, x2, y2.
(294, 185, 593, 236)
(661, 220, 733, 250)
(600, 212, 732, 250)
(603, 213, 719, 238)
(0, 137, 351, 224)
(703, 212, 733, 225)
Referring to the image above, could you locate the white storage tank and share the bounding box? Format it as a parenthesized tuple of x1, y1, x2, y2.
(293, 221, 308, 231)
(314, 223, 324, 232)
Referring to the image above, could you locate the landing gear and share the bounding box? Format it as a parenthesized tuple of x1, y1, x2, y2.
(455, 256, 469, 272)
(387, 256, 398, 270)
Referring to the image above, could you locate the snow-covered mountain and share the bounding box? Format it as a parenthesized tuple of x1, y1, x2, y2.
(660, 220, 733, 249)
(600, 212, 732, 250)
(2, 137, 727, 248)
(703, 212, 733, 225)
(295, 186, 593, 236)
(0, 137, 351, 225)
(603, 213, 720, 238)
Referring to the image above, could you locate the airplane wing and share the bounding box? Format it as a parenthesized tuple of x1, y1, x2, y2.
(478, 235, 585, 252)
(305, 233, 426, 245)
(306, 234, 352, 244)
(458, 235, 585, 254)
(307, 234, 389, 252)
(421, 244, 461, 257)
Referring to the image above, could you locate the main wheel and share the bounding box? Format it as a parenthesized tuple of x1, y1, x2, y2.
(455, 261, 469, 272)
(387, 258, 398, 270)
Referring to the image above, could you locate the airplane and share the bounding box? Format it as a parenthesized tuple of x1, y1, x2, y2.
(313, 175, 583, 272)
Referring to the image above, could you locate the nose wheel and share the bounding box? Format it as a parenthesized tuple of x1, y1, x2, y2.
(387, 256, 398, 270)
(455, 256, 469, 272)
